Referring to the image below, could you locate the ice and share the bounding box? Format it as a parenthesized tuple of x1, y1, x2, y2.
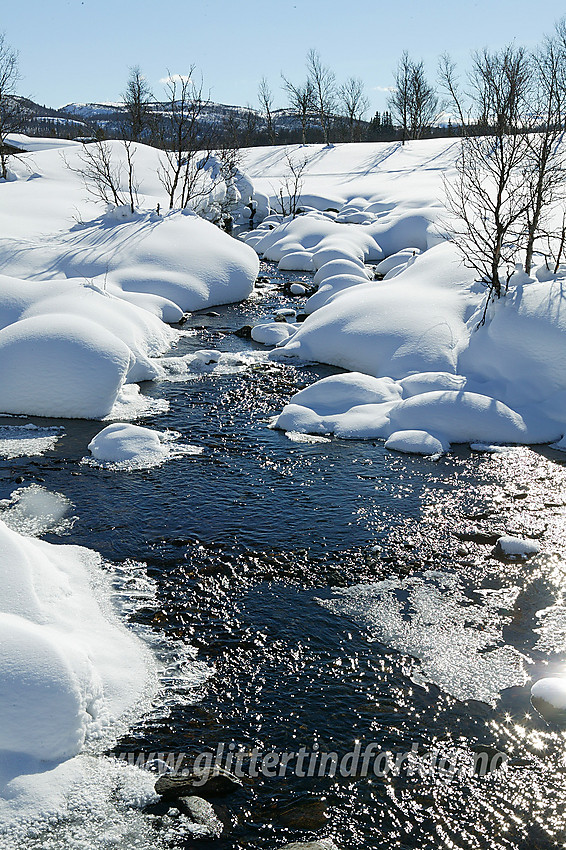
(0, 424, 64, 458)
(319, 571, 527, 705)
(284, 431, 331, 444)
(0, 486, 73, 537)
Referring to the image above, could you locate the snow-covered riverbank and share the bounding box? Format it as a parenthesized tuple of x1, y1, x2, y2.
(241, 141, 566, 455)
(0, 135, 258, 419)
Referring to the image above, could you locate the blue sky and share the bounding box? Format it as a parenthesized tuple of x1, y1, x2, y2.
(5, 0, 566, 114)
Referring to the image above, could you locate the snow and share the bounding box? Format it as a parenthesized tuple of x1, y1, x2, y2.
(239, 139, 566, 449)
(376, 247, 421, 275)
(290, 283, 306, 295)
(0, 314, 132, 419)
(287, 372, 402, 413)
(269, 242, 474, 379)
(387, 391, 550, 445)
(0, 519, 157, 829)
(399, 371, 467, 397)
(278, 250, 313, 271)
(494, 536, 540, 557)
(86, 422, 202, 470)
(312, 258, 370, 286)
(251, 322, 297, 345)
(0, 135, 258, 419)
(385, 430, 448, 456)
(530, 677, 566, 709)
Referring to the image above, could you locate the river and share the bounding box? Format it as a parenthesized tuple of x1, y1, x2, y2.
(1, 262, 566, 849)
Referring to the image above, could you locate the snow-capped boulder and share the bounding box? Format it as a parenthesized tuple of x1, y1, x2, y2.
(0, 314, 132, 419)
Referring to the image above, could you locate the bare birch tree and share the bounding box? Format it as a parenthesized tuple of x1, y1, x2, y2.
(306, 49, 336, 145)
(0, 33, 21, 180)
(157, 70, 216, 210)
(441, 46, 532, 310)
(258, 76, 276, 144)
(522, 37, 566, 274)
(273, 150, 308, 218)
(122, 65, 153, 142)
(389, 52, 439, 142)
(338, 77, 369, 141)
(282, 75, 315, 145)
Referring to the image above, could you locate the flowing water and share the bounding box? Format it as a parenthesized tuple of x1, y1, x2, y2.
(2, 263, 566, 849)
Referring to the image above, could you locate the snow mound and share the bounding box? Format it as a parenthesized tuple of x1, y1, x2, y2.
(278, 251, 313, 271)
(494, 536, 540, 558)
(462, 280, 566, 409)
(388, 391, 541, 445)
(376, 248, 421, 276)
(272, 373, 402, 439)
(304, 273, 373, 314)
(86, 422, 202, 470)
(289, 372, 401, 414)
(290, 283, 306, 296)
(0, 519, 157, 825)
(385, 429, 448, 456)
(0, 314, 132, 419)
(312, 258, 369, 286)
(531, 677, 566, 709)
(0, 613, 102, 761)
(251, 322, 296, 345)
(271, 243, 474, 378)
(399, 371, 467, 397)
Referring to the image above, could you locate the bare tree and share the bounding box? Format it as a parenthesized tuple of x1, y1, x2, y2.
(388, 51, 411, 143)
(306, 49, 336, 145)
(442, 46, 532, 311)
(69, 139, 139, 213)
(258, 76, 276, 144)
(122, 65, 153, 142)
(407, 60, 439, 139)
(157, 69, 216, 210)
(338, 77, 369, 141)
(522, 36, 566, 274)
(0, 33, 21, 180)
(282, 75, 315, 145)
(388, 52, 439, 142)
(273, 150, 308, 218)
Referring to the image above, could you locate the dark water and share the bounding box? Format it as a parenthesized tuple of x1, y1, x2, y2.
(2, 264, 566, 849)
